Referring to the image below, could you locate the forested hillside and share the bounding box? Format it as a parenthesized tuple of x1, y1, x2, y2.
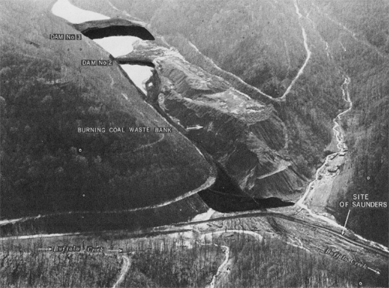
(73, 0, 389, 245)
(1, 0, 387, 246)
(301, 0, 389, 245)
(0, 0, 212, 219)
(103, 0, 349, 179)
(75, 0, 343, 194)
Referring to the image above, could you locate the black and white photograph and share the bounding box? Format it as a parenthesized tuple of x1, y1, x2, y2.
(0, 0, 388, 287)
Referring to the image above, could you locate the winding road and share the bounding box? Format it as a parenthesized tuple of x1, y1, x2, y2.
(295, 7, 354, 229)
(187, 40, 276, 102)
(279, 0, 312, 101)
(148, 208, 388, 259)
(133, 134, 165, 152)
(0, 0, 218, 227)
(5, 209, 386, 256)
(295, 73, 353, 232)
(0, 169, 215, 226)
(186, 0, 312, 104)
(4, 0, 386, 275)
(207, 245, 230, 288)
(311, 2, 389, 61)
(1, 207, 387, 279)
(112, 254, 132, 288)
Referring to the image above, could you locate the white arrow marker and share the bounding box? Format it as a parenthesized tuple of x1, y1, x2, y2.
(107, 248, 123, 253)
(341, 209, 351, 235)
(367, 266, 381, 275)
(186, 125, 203, 131)
(38, 247, 53, 252)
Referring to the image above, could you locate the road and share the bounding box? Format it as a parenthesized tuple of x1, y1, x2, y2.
(9, 0, 386, 270)
(0, 170, 216, 226)
(112, 254, 132, 288)
(1, 207, 387, 279)
(202, 228, 264, 287)
(7, 209, 382, 257)
(186, 40, 276, 103)
(207, 245, 230, 288)
(165, 211, 389, 258)
(188, 0, 311, 103)
(279, 0, 312, 101)
(133, 134, 165, 152)
(295, 6, 354, 234)
(1, 205, 388, 258)
(2, 0, 218, 228)
(311, 2, 389, 61)
(256, 160, 291, 180)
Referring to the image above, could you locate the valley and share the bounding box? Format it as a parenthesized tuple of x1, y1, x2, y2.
(0, 0, 388, 287)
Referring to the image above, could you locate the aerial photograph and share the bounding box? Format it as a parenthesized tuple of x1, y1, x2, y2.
(0, 0, 388, 287)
